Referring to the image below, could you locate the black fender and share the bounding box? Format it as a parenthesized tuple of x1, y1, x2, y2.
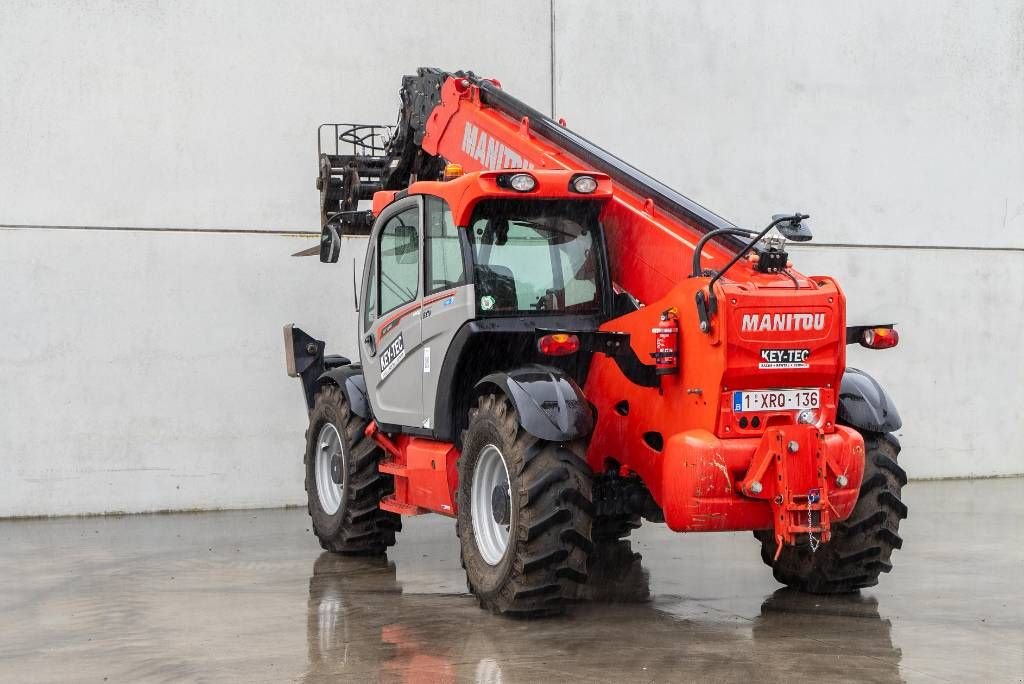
(475, 365, 594, 442)
(837, 367, 901, 433)
(318, 365, 371, 420)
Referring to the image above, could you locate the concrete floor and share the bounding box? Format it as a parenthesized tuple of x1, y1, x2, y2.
(0, 479, 1021, 683)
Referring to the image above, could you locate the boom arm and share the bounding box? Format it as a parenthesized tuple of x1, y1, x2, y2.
(320, 67, 753, 304)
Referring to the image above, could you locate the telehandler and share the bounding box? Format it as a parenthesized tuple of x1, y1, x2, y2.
(285, 68, 905, 615)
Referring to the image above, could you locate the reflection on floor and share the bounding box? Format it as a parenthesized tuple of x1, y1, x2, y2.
(0, 478, 1020, 682)
(306, 544, 902, 682)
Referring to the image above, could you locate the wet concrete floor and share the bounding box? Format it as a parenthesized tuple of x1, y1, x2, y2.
(0, 478, 1021, 682)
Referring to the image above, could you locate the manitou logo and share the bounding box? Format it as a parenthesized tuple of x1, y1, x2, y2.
(461, 122, 534, 170)
(741, 312, 827, 333)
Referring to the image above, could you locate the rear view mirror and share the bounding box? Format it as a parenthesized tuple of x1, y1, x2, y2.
(773, 214, 813, 242)
(320, 224, 341, 263)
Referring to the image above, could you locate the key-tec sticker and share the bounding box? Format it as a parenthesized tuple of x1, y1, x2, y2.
(759, 348, 810, 370)
(380, 333, 406, 380)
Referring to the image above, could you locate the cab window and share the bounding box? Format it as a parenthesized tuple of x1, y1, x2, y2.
(362, 248, 377, 331)
(466, 199, 602, 314)
(424, 196, 466, 295)
(377, 206, 420, 316)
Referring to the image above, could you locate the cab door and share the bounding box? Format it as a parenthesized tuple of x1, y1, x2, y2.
(419, 196, 475, 431)
(360, 197, 424, 428)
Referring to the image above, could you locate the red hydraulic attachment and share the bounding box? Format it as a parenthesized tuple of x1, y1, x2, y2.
(738, 425, 865, 557)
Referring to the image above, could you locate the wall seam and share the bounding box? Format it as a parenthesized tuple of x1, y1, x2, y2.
(4, 224, 1023, 254)
(0, 224, 319, 237)
(549, 0, 556, 118)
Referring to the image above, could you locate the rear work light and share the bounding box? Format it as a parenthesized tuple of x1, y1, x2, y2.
(861, 327, 899, 349)
(499, 174, 540, 192)
(571, 175, 598, 194)
(537, 333, 581, 356)
(507, 173, 537, 192)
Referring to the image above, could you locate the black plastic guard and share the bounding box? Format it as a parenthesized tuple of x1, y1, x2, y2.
(837, 367, 902, 433)
(318, 365, 371, 420)
(284, 325, 351, 412)
(476, 365, 594, 442)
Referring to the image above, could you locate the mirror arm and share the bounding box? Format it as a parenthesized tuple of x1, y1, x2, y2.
(698, 213, 806, 334)
(706, 215, 791, 297)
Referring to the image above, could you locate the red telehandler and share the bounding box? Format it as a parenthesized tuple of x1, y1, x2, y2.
(286, 68, 905, 615)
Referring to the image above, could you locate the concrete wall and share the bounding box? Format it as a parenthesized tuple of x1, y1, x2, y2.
(0, 0, 551, 517)
(551, 0, 1024, 479)
(1, 1, 1021, 516)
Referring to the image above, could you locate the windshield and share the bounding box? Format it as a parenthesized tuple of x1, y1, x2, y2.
(466, 199, 603, 315)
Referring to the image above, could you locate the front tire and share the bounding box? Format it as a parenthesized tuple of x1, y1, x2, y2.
(304, 384, 401, 555)
(456, 393, 594, 615)
(757, 431, 907, 593)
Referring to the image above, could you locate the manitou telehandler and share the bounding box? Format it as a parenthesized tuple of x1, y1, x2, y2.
(285, 68, 905, 615)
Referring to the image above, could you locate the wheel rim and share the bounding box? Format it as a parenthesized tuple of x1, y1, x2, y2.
(315, 423, 345, 515)
(471, 444, 512, 566)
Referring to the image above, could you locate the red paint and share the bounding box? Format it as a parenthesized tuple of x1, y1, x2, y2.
(361, 75, 867, 549)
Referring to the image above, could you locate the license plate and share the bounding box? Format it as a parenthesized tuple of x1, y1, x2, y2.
(732, 388, 820, 412)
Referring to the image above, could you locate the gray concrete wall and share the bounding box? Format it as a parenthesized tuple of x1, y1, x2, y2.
(1, 1, 1021, 516)
(0, 0, 551, 516)
(551, 0, 1024, 479)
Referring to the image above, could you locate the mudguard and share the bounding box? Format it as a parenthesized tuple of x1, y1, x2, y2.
(837, 367, 901, 433)
(475, 365, 594, 442)
(318, 365, 371, 419)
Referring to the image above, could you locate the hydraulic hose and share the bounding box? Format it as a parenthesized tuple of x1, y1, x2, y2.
(690, 228, 756, 277)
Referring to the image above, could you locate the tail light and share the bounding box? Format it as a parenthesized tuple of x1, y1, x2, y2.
(861, 327, 899, 349)
(538, 333, 580, 356)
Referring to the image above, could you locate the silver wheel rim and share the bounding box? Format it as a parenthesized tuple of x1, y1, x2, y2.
(471, 444, 512, 566)
(315, 423, 345, 515)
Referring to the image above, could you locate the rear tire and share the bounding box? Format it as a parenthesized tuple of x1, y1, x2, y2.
(304, 384, 401, 555)
(592, 476, 642, 543)
(592, 514, 641, 543)
(456, 393, 594, 615)
(757, 431, 907, 593)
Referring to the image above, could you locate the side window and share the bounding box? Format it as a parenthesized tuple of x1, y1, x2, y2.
(424, 196, 466, 294)
(362, 248, 377, 331)
(557, 240, 597, 307)
(377, 206, 420, 316)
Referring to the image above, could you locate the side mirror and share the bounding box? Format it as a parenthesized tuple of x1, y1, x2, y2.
(320, 224, 341, 263)
(772, 214, 813, 242)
